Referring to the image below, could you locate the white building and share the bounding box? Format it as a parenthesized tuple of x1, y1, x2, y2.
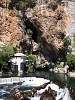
(10, 53, 27, 73)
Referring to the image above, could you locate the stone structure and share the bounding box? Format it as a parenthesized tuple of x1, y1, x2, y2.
(10, 53, 26, 73)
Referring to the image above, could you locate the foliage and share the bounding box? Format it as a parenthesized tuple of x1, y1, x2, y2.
(17, 1, 27, 10)
(27, 0, 36, 8)
(11, 0, 36, 9)
(66, 53, 75, 70)
(63, 36, 71, 46)
(25, 53, 36, 72)
(56, 62, 64, 68)
(27, 29, 33, 36)
(73, 33, 75, 46)
(0, 46, 16, 69)
(27, 54, 36, 62)
(67, 47, 72, 54)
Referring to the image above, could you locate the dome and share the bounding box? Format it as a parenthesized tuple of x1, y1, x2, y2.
(14, 53, 26, 57)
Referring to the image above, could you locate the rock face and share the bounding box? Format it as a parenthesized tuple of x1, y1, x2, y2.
(66, 1, 75, 55)
(10, 89, 30, 100)
(26, 1, 70, 61)
(0, 0, 70, 62)
(40, 90, 55, 100)
(0, 1, 27, 51)
(10, 82, 55, 100)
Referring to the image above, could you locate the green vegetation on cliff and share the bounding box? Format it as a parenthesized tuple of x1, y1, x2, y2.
(0, 46, 16, 71)
(11, 0, 36, 9)
(66, 53, 75, 71)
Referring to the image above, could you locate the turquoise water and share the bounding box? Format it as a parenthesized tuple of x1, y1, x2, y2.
(0, 71, 75, 99)
(24, 71, 75, 100)
(1, 71, 75, 90)
(24, 71, 75, 89)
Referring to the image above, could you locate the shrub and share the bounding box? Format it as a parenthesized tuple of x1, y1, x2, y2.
(27, 0, 36, 8)
(27, 54, 36, 62)
(25, 54, 36, 72)
(27, 29, 33, 36)
(66, 53, 75, 71)
(0, 45, 16, 70)
(11, 0, 36, 9)
(17, 1, 27, 10)
(63, 36, 71, 46)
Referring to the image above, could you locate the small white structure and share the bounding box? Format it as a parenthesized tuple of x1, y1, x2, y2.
(10, 53, 27, 73)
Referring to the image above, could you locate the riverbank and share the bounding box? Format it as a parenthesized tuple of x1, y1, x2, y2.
(1, 69, 75, 78)
(69, 72, 75, 77)
(51, 67, 75, 78)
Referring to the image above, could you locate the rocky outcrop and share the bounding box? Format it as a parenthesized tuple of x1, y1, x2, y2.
(0, 0, 70, 62)
(40, 89, 55, 100)
(10, 89, 30, 100)
(66, 1, 75, 55)
(26, 1, 70, 61)
(0, 1, 27, 51)
(10, 82, 56, 100)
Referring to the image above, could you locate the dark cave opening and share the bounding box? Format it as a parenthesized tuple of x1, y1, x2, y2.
(25, 20, 38, 42)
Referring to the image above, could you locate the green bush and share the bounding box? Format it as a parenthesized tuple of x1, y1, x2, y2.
(27, 29, 33, 36)
(0, 45, 16, 70)
(25, 54, 36, 72)
(66, 53, 75, 70)
(11, 0, 36, 9)
(17, 1, 27, 10)
(27, 54, 36, 62)
(63, 36, 71, 46)
(27, 0, 36, 8)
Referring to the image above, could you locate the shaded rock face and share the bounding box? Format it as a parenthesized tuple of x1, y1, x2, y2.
(26, 1, 70, 61)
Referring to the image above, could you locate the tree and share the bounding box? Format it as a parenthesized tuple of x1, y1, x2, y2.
(0, 45, 16, 71)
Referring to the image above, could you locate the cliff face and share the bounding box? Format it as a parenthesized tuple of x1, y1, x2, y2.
(0, 0, 27, 51)
(26, 1, 70, 61)
(66, 1, 75, 55)
(0, 0, 70, 62)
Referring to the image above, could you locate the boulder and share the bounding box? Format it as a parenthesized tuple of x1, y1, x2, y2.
(40, 89, 55, 100)
(10, 89, 30, 100)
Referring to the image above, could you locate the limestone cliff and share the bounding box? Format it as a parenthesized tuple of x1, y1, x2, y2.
(26, 1, 70, 61)
(0, 0, 70, 62)
(0, 0, 27, 51)
(66, 1, 75, 55)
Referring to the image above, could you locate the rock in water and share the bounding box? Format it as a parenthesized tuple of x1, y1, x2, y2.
(40, 89, 55, 100)
(10, 89, 30, 100)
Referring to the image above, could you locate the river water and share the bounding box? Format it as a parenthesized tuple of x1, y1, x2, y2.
(0, 71, 75, 100)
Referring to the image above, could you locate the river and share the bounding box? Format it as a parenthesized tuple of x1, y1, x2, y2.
(0, 71, 75, 100)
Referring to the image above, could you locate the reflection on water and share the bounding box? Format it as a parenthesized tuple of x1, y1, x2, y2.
(0, 71, 75, 90)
